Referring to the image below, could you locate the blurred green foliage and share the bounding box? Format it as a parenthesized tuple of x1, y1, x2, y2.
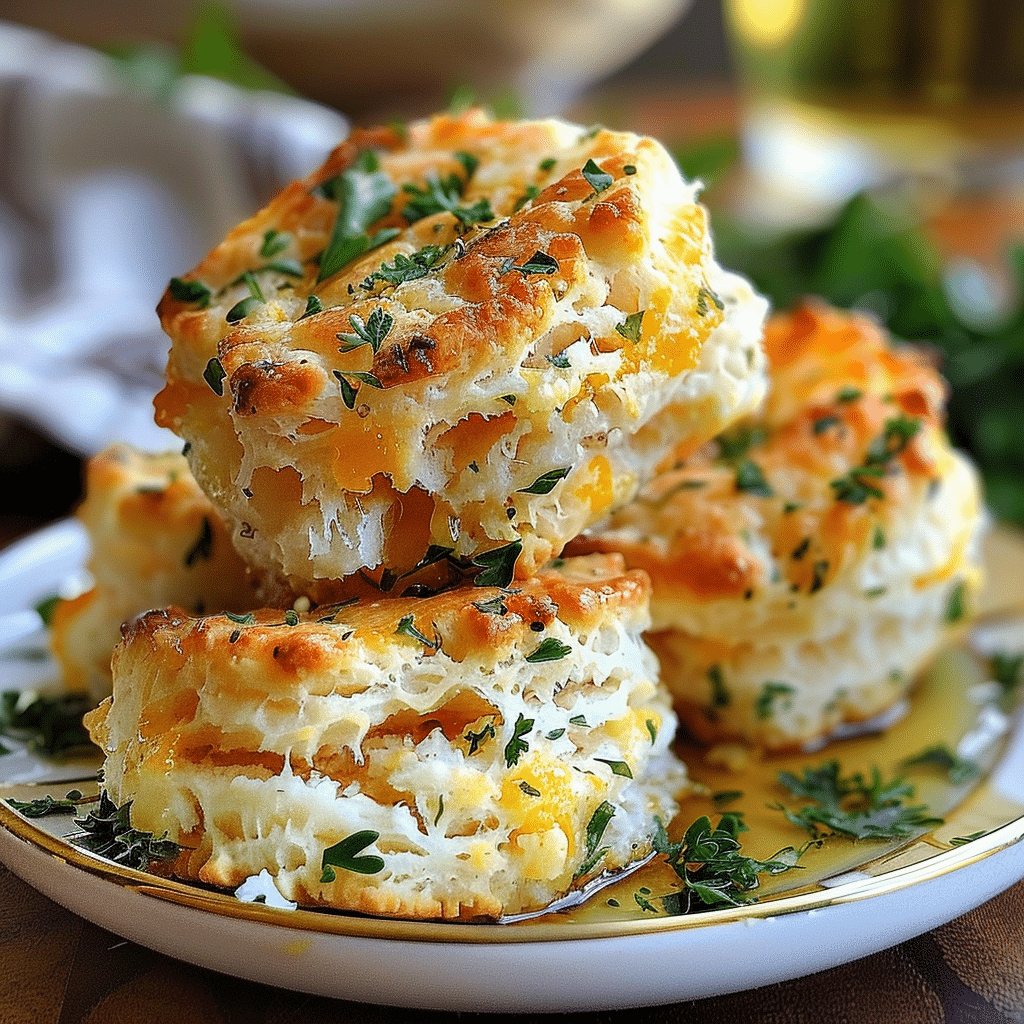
(105, 2, 291, 101)
(679, 135, 1024, 527)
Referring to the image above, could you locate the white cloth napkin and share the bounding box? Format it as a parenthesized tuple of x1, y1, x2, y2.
(0, 21, 348, 455)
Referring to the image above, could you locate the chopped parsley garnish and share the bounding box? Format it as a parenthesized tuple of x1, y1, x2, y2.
(332, 369, 383, 409)
(225, 272, 266, 324)
(518, 467, 570, 494)
(546, 728, 566, 740)
(830, 467, 887, 504)
(169, 276, 211, 307)
(646, 719, 658, 744)
(581, 158, 613, 194)
(809, 559, 830, 594)
(513, 184, 541, 212)
(34, 595, 60, 628)
(71, 790, 183, 869)
(203, 357, 226, 396)
(950, 831, 987, 847)
(226, 294, 262, 321)
(471, 594, 509, 616)
(319, 830, 385, 881)
(504, 713, 533, 767)
(464, 721, 496, 755)
(774, 761, 943, 840)
(394, 614, 439, 649)
(754, 681, 795, 720)
(260, 229, 290, 258)
(945, 581, 968, 623)
(615, 310, 645, 343)
(299, 294, 323, 320)
(712, 790, 744, 807)
(696, 285, 725, 316)
(539, 157, 557, 172)
(337, 307, 394, 353)
(401, 170, 493, 226)
(735, 460, 773, 497)
(716, 425, 768, 462)
(6, 789, 87, 818)
(901, 743, 980, 785)
(525, 638, 571, 663)
(575, 800, 616, 877)
(361, 244, 450, 289)
(471, 540, 522, 588)
(831, 415, 922, 505)
(595, 758, 633, 778)
(835, 386, 863, 403)
(872, 525, 887, 549)
(708, 664, 730, 707)
(812, 414, 842, 435)
(316, 151, 398, 284)
(991, 651, 1023, 691)
(654, 814, 798, 912)
(546, 352, 572, 369)
(865, 414, 921, 466)
(500, 251, 560, 277)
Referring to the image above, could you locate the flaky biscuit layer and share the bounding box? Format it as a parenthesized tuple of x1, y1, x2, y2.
(86, 554, 687, 920)
(155, 110, 767, 602)
(50, 444, 255, 700)
(570, 301, 986, 749)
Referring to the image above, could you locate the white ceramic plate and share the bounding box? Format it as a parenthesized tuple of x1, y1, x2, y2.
(1, 520, 1023, 1013)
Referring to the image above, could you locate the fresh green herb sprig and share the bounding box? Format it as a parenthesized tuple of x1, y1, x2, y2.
(774, 761, 943, 840)
(6, 789, 89, 818)
(654, 814, 799, 912)
(320, 830, 385, 881)
(575, 800, 616, 878)
(361, 244, 451, 290)
(401, 169, 493, 226)
(71, 791, 184, 870)
(316, 152, 399, 285)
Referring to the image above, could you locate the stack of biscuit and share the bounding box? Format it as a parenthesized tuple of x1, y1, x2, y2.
(74, 109, 772, 921)
(62, 110, 982, 920)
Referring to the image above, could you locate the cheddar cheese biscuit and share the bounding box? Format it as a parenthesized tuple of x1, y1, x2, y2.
(51, 444, 256, 700)
(155, 109, 767, 604)
(569, 302, 985, 750)
(85, 554, 687, 920)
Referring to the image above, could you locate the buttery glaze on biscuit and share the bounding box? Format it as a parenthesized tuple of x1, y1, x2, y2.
(569, 301, 985, 750)
(86, 554, 688, 921)
(155, 110, 768, 603)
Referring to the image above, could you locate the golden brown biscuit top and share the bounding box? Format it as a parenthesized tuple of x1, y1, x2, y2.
(120, 551, 650, 686)
(570, 301, 953, 602)
(154, 111, 725, 488)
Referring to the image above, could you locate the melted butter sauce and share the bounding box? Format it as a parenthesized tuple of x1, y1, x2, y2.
(552, 617, 1024, 927)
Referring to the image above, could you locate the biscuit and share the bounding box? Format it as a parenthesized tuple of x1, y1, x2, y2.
(568, 301, 985, 750)
(154, 109, 768, 604)
(51, 445, 256, 700)
(85, 553, 687, 920)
